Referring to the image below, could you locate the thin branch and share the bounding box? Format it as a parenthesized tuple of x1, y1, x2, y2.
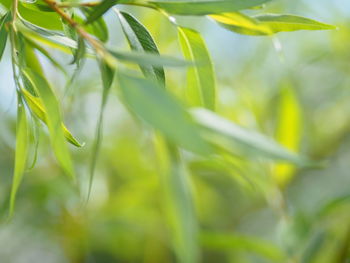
(58, 1, 100, 8)
(12, 0, 19, 22)
(42, 0, 107, 58)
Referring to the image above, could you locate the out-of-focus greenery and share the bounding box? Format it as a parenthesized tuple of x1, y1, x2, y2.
(1, 0, 350, 262)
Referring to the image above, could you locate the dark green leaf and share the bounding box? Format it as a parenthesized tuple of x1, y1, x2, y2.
(85, 0, 119, 24)
(117, 10, 165, 85)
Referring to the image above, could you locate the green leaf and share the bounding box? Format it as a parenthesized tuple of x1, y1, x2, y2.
(9, 95, 29, 217)
(20, 0, 53, 12)
(80, 7, 109, 42)
(21, 88, 83, 147)
(157, 140, 199, 263)
(178, 27, 216, 110)
(109, 49, 191, 67)
(211, 13, 336, 36)
(0, 12, 10, 61)
(18, 3, 63, 30)
(71, 37, 86, 67)
(25, 37, 68, 76)
(149, 0, 271, 16)
(117, 72, 212, 154)
(210, 12, 272, 36)
(191, 108, 309, 165)
(85, 0, 119, 24)
(22, 69, 76, 177)
(117, 10, 165, 85)
(200, 232, 286, 263)
(88, 60, 115, 199)
(253, 14, 336, 33)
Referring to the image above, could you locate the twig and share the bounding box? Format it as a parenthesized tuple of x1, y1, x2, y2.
(42, 0, 107, 58)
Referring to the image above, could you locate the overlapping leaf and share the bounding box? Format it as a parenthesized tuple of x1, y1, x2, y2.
(117, 73, 212, 155)
(178, 27, 216, 110)
(9, 95, 29, 217)
(117, 10, 165, 85)
(191, 108, 309, 165)
(22, 69, 76, 178)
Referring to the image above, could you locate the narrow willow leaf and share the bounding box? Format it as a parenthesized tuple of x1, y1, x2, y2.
(21, 88, 83, 147)
(149, 0, 271, 16)
(191, 108, 308, 165)
(71, 37, 86, 66)
(118, 72, 211, 154)
(25, 38, 68, 76)
(80, 7, 109, 42)
(20, 0, 53, 12)
(200, 232, 286, 262)
(22, 69, 75, 177)
(110, 49, 191, 68)
(0, 12, 10, 61)
(178, 27, 216, 110)
(210, 12, 272, 36)
(253, 14, 336, 33)
(9, 95, 29, 217)
(155, 138, 199, 263)
(85, 0, 119, 24)
(273, 86, 301, 187)
(116, 10, 165, 85)
(212, 13, 336, 36)
(88, 60, 115, 200)
(19, 3, 63, 30)
(27, 117, 40, 170)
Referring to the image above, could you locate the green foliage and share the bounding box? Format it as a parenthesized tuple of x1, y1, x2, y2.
(0, 0, 344, 262)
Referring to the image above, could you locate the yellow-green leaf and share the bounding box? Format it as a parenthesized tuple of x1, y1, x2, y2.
(211, 12, 336, 36)
(9, 95, 29, 217)
(22, 69, 76, 177)
(178, 27, 216, 110)
(21, 88, 83, 147)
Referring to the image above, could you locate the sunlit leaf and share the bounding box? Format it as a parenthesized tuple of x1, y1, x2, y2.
(178, 27, 216, 110)
(211, 13, 336, 36)
(273, 86, 302, 187)
(21, 88, 83, 147)
(210, 12, 272, 36)
(253, 14, 336, 33)
(22, 69, 76, 177)
(19, 3, 63, 30)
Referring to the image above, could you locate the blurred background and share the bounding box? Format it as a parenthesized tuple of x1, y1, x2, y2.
(1, 0, 350, 262)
